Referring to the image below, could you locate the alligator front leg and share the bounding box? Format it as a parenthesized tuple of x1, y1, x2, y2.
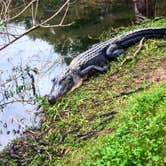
(70, 74, 83, 92)
(70, 65, 109, 91)
(80, 64, 109, 76)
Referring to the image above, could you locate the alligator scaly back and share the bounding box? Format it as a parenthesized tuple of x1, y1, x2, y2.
(70, 27, 166, 67)
(48, 27, 166, 104)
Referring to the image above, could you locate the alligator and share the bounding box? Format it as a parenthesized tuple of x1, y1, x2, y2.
(48, 27, 166, 104)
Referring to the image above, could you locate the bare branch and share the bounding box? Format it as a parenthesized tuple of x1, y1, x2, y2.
(8, 0, 36, 22)
(31, 1, 35, 25)
(121, 37, 145, 65)
(0, 25, 39, 51)
(0, 31, 17, 38)
(5, 0, 12, 16)
(39, 22, 74, 28)
(34, 0, 39, 24)
(0, 98, 32, 107)
(0, 0, 73, 51)
(59, 2, 70, 25)
(31, 0, 39, 26)
(41, 0, 70, 25)
(0, 0, 8, 23)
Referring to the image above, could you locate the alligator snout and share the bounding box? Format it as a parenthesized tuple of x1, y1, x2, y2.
(48, 95, 57, 104)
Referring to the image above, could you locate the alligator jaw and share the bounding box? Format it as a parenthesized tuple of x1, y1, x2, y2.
(48, 84, 64, 104)
(48, 84, 72, 104)
(48, 72, 83, 104)
(70, 77, 83, 92)
(48, 79, 83, 104)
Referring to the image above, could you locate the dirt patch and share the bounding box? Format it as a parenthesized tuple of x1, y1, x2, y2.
(145, 67, 166, 82)
(144, 60, 166, 82)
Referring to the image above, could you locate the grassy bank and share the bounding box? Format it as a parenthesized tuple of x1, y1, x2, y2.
(69, 84, 166, 165)
(0, 19, 166, 165)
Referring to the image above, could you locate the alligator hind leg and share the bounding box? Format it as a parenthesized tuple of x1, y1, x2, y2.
(80, 64, 109, 76)
(112, 49, 125, 58)
(106, 44, 125, 59)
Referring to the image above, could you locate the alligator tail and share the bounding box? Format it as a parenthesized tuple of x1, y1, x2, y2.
(116, 27, 166, 48)
(105, 27, 166, 59)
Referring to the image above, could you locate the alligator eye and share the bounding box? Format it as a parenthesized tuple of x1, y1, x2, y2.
(51, 78, 55, 82)
(66, 75, 73, 83)
(51, 78, 58, 83)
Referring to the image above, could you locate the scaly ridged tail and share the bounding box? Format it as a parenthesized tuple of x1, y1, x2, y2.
(116, 27, 166, 48)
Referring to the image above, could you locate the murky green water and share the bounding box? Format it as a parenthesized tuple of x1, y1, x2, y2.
(0, 0, 165, 151)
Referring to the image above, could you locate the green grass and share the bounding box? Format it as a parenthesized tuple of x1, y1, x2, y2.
(0, 18, 166, 165)
(74, 85, 166, 166)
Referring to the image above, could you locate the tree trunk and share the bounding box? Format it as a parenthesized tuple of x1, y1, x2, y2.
(133, 0, 156, 19)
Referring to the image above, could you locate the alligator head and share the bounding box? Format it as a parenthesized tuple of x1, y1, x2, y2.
(48, 70, 83, 104)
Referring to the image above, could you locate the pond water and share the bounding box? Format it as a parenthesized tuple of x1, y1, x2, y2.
(0, 0, 165, 151)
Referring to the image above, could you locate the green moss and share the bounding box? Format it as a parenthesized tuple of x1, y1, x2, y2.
(0, 18, 166, 165)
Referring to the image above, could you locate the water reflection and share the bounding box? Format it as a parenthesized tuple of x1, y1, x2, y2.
(0, 23, 66, 151)
(28, 0, 135, 63)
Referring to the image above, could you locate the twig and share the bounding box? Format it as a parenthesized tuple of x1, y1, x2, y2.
(0, 25, 39, 51)
(41, 0, 70, 25)
(31, 0, 35, 26)
(99, 115, 114, 126)
(26, 68, 37, 97)
(0, 74, 22, 87)
(59, 1, 69, 25)
(5, 0, 12, 18)
(76, 113, 116, 141)
(0, 98, 32, 107)
(0, 0, 8, 23)
(8, 0, 36, 22)
(121, 37, 145, 65)
(39, 22, 74, 28)
(108, 37, 145, 81)
(10, 116, 26, 129)
(0, 31, 18, 38)
(34, 0, 39, 25)
(99, 110, 117, 117)
(58, 127, 80, 144)
(114, 87, 144, 98)
(76, 130, 97, 141)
